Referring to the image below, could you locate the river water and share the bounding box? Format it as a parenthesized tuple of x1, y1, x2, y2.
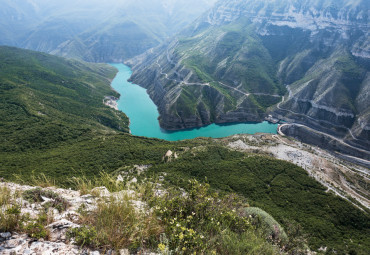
(110, 63, 277, 141)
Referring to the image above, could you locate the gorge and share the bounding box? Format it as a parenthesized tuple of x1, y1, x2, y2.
(110, 63, 278, 140)
(128, 0, 370, 151)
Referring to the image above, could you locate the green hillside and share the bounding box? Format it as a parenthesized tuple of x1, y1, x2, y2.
(0, 46, 129, 153)
(0, 47, 369, 254)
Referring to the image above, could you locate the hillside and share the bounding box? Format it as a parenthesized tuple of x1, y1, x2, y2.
(127, 0, 370, 150)
(0, 46, 129, 153)
(0, 47, 369, 254)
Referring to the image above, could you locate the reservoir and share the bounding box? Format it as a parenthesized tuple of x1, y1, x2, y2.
(110, 63, 278, 141)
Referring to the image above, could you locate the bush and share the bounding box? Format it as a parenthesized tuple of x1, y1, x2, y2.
(243, 207, 288, 244)
(0, 205, 24, 232)
(25, 222, 48, 239)
(67, 226, 98, 247)
(23, 188, 69, 212)
(151, 179, 279, 254)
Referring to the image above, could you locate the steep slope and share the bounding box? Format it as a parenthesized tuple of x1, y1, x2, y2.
(0, 46, 369, 254)
(128, 0, 370, 148)
(0, 0, 217, 62)
(0, 46, 129, 152)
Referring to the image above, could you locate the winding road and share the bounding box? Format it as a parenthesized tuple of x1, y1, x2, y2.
(278, 123, 370, 157)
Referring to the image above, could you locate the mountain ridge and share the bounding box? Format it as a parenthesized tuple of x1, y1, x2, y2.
(127, 0, 370, 149)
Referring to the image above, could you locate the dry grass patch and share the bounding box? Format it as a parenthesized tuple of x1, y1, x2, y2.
(70, 193, 162, 251)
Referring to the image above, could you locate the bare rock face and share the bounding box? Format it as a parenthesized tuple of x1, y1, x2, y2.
(47, 219, 80, 242)
(0, 232, 85, 255)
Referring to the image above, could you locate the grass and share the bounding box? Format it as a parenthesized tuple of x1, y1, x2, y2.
(146, 179, 283, 254)
(75, 195, 162, 251)
(0, 186, 11, 207)
(148, 147, 370, 254)
(13, 172, 56, 188)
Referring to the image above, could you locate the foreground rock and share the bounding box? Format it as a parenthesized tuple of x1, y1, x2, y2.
(0, 182, 159, 255)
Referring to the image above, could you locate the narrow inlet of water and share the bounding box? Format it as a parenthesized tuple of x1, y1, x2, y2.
(110, 63, 278, 141)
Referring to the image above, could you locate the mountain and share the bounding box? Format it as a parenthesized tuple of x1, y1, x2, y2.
(0, 46, 369, 254)
(127, 0, 370, 149)
(0, 46, 129, 153)
(0, 0, 217, 62)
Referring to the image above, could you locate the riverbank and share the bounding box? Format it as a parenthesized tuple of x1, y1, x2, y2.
(109, 63, 278, 141)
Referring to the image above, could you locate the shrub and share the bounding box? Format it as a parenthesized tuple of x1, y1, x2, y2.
(217, 229, 280, 255)
(0, 205, 24, 232)
(243, 207, 288, 244)
(67, 226, 98, 247)
(23, 188, 69, 212)
(25, 222, 48, 239)
(150, 179, 279, 254)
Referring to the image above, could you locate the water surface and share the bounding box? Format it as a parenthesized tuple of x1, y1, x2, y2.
(110, 63, 277, 141)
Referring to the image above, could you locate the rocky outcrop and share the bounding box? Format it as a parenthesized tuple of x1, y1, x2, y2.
(0, 182, 159, 255)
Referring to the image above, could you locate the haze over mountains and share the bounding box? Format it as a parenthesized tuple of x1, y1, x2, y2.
(128, 0, 370, 150)
(0, 0, 216, 62)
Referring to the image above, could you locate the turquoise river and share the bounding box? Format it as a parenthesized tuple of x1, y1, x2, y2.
(110, 63, 278, 141)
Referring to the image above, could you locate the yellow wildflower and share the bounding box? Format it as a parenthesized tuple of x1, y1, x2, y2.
(158, 243, 166, 252)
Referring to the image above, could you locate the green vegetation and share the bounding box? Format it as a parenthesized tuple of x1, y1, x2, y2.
(175, 18, 285, 114)
(72, 193, 162, 251)
(66, 177, 281, 254)
(147, 180, 281, 254)
(0, 187, 52, 239)
(0, 186, 11, 206)
(0, 205, 24, 232)
(25, 213, 49, 239)
(0, 46, 129, 154)
(23, 188, 69, 212)
(252, 95, 282, 110)
(244, 207, 288, 244)
(147, 147, 370, 254)
(1, 47, 369, 254)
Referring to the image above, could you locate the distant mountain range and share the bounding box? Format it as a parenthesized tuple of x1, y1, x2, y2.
(0, 0, 216, 62)
(127, 0, 370, 149)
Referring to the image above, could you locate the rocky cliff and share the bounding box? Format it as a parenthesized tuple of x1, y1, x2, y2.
(128, 0, 370, 148)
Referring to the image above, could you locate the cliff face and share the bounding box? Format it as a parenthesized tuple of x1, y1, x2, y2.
(128, 0, 369, 147)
